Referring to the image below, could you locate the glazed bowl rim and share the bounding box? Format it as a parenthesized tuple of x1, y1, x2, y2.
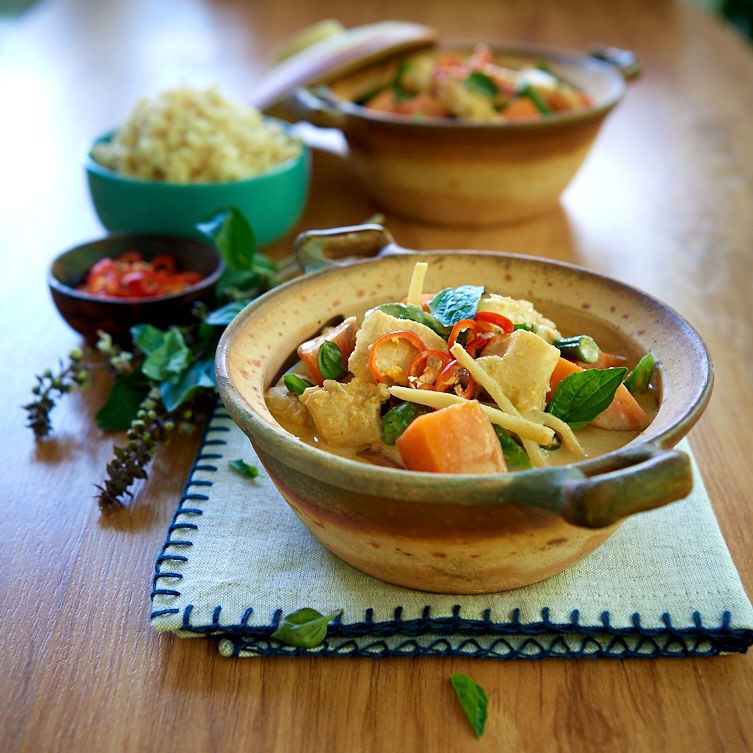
(215, 248, 714, 500)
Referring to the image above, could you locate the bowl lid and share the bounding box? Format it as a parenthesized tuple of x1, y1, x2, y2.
(248, 20, 437, 111)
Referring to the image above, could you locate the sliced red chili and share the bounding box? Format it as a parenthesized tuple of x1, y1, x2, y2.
(150, 254, 177, 274)
(77, 251, 204, 299)
(118, 250, 143, 264)
(434, 359, 476, 399)
(447, 319, 480, 350)
(474, 311, 514, 333)
(407, 348, 451, 388)
(121, 270, 165, 297)
(368, 330, 427, 384)
(465, 332, 509, 358)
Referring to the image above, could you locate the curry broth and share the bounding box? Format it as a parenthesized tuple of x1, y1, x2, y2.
(266, 295, 659, 472)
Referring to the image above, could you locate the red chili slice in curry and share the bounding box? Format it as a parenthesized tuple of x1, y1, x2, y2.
(368, 330, 427, 384)
(434, 359, 476, 399)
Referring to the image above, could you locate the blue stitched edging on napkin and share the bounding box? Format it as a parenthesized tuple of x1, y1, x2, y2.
(149, 408, 753, 659)
(218, 607, 752, 659)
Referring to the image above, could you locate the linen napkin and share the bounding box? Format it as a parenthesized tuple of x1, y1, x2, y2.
(150, 408, 753, 659)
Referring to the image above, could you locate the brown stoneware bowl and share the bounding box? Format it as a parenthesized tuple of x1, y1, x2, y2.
(291, 42, 632, 226)
(49, 233, 223, 345)
(215, 225, 713, 594)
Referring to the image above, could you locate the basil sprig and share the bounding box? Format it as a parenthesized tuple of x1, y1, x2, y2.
(317, 341, 347, 380)
(547, 367, 628, 430)
(271, 607, 343, 648)
(450, 673, 488, 738)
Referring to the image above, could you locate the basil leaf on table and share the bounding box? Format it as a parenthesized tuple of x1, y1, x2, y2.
(271, 608, 343, 648)
(450, 673, 488, 738)
(428, 285, 485, 327)
(547, 367, 628, 430)
(229, 458, 260, 479)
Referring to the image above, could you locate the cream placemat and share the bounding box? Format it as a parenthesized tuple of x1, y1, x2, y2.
(150, 408, 753, 658)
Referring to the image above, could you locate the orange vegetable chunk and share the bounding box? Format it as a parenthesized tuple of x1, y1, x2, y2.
(395, 400, 507, 474)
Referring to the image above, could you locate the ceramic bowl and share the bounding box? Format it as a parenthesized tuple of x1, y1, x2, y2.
(215, 225, 713, 594)
(291, 42, 631, 226)
(84, 120, 310, 246)
(49, 233, 223, 345)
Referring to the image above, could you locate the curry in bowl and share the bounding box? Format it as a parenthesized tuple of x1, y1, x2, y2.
(267, 261, 656, 474)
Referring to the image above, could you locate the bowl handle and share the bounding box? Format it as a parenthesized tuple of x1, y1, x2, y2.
(588, 45, 641, 81)
(294, 223, 404, 272)
(559, 443, 692, 528)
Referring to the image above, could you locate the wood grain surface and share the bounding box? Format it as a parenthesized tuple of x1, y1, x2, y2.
(2, 0, 752, 751)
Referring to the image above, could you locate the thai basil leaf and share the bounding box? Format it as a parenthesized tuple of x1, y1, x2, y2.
(547, 367, 628, 430)
(376, 303, 451, 338)
(625, 353, 655, 395)
(160, 359, 215, 411)
(284, 373, 314, 396)
(465, 70, 499, 97)
(95, 369, 150, 431)
(196, 207, 255, 271)
(317, 341, 347, 380)
(428, 285, 484, 327)
(271, 608, 342, 648)
(493, 426, 532, 471)
(519, 83, 551, 114)
(382, 402, 430, 445)
(204, 300, 247, 326)
(131, 323, 168, 356)
(392, 58, 413, 102)
(450, 673, 488, 738)
(229, 458, 260, 478)
(140, 328, 192, 383)
(196, 207, 277, 302)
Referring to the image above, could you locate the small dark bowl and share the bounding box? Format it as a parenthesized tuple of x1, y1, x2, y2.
(48, 233, 223, 345)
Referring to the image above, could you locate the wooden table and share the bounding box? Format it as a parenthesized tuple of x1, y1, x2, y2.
(3, 0, 752, 750)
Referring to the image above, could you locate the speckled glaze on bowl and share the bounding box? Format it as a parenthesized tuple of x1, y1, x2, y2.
(49, 233, 223, 345)
(215, 226, 713, 594)
(292, 42, 629, 227)
(85, 120, 310, 246)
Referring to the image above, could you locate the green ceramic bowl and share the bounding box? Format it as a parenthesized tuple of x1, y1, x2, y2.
(84, 121, 310, 246)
